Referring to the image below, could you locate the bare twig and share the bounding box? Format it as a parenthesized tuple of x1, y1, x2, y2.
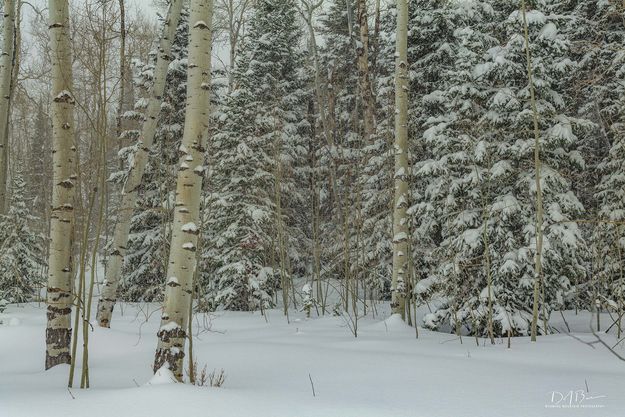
(308, 373, 316, 397)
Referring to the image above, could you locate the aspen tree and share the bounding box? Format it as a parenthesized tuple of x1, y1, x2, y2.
(218, 0, 253, 91)
(521, 0, 545, 342)
(355, 0, 375, 142)
(45, 0, 76, 370)
(115, 0, 127, 169)
(0, 0, 15, 214)
(96, 0, 184, 327)
(9, 0, 19, 103)
(352, 0, 375, 317)
(82, 0, 111, 387)
(391, 0, 408, 319)
(153, 0, 213, 381)
(297, 0, 342, 312)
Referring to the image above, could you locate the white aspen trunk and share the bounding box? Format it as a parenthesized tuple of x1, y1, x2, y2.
(298, 1, 344, 239)
(356, 0, 376, 143)
(96, 0, 184, 328)
(45, 0, 76, 370)
(354, 0, 375, 314)
(297, 2, 327, 313)
(116, 0, 127, 170)
(153, 0, 213, 381)
(391, 0, 408, 319)
(0, 0, 15, 214)
(521, 0, 545, 342)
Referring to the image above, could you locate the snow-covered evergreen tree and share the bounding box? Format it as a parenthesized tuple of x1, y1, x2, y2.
(203, 0, 308, 311)
(27, 99, 52, 229)
(0, 171, 46, 303)
(415, 0, 591, 336)
(581, 1, 625, 316)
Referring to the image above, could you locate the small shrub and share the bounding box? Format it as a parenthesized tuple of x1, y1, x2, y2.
(187, 359, 226, 388)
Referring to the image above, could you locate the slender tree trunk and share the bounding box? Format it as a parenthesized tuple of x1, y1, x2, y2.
(45, 0, 76, 370)
(391, 0, 408, 319)
(153, 0, 213, 381)
(82, 5, 110, 386)
(228, 0, 236, 91)
(226, 0, 251, 91)
(371, 0, 380, 75)
(0, 0, 16, 214)
(273, 124, 290, 319)
(521, 0, 544, 342)
(299, 4, 347, 286)
(356, 0, 376, 143)
(9, 0, 19, 104)
(96, 0, 184, 328)
(116, 0, 127, 170)
(310, 110, 323, 314)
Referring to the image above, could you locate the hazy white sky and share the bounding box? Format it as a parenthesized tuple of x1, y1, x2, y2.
(25, 0, 159, 21)
(129, 0, 159, 21)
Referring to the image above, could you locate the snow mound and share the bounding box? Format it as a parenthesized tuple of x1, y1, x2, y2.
(0, 316, 20, 327)
(147, 366, 177, 385)
(367, 314, 414, 332)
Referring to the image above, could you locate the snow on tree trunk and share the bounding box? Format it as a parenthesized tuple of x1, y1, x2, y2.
(391, 0, 408, 319)
(96, 0, 184, 328)
(153, 0, 213, 381)
(45, 0, 76, 370)
(0, 0, 15, 215)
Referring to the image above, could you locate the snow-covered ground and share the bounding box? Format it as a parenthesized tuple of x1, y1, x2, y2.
(1, 302, 625, 417)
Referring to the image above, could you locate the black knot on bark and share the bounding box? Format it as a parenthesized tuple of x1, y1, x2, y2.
(53, 91, 75, 104)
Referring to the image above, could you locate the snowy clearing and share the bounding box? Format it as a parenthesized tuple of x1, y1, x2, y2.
(1, 303, 624, 417)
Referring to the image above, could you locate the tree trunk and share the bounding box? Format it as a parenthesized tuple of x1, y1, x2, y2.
(45, 0, 76, 370)
(0, 0, 15, 214)
(356, 0, 376, 143)
(153, 0, 213, 381)
(371, 0, 381, 75)
(521, 0, 545, 342)
(116, 0, 127, 171)
(391, 0, 408, 319)
(96, 0, 184, 328)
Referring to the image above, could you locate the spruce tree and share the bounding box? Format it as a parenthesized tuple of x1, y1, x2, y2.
(204, 0, 308, 311)
(416, 1, 591, 336)
(582, 0, 625, 321)
(0, 171, 46, 303)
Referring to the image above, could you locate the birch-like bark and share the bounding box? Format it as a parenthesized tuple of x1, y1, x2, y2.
(96, 0, 184, 328)
(45, 0, 76, 370)
(0, 0, 15, 214)
(299, 1, 329, 143)
(391, 0, 408, 319)
(116, 0, 127, 170)
(521, 0, 544, 342)
(297, 1, 326, 312)
(298, 0, 344, 233)
(356, 0, 376, 143)
(153, 0, 213, 381)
